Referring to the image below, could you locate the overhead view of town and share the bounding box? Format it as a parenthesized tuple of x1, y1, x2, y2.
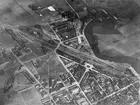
(1, 0, 140, 105)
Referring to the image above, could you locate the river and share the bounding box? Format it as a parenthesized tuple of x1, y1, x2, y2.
(84, 19, 140, 74)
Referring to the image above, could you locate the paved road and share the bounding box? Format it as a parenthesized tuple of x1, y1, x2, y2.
(0, 0, 70, 26)
(84, 19, 140, 74)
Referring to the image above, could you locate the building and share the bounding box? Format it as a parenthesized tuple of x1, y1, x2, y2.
(4, 76, 15, 93)
(22, 70, 36, 84)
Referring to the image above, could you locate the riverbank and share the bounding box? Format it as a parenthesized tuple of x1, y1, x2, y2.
(84, 19, 140, 74)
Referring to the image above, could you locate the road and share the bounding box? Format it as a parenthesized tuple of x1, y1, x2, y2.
(84, 16, 140, 74)
(64, 0, 80, 18)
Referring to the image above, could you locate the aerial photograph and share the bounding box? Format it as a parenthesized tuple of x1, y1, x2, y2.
(0, 0, 140, 105)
